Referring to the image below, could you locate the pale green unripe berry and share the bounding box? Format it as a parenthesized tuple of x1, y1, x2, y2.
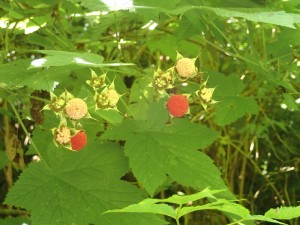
(65, 98, 88, 120)
(175, 58, 197, 78)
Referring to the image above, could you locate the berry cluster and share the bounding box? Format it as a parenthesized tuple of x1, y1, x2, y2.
(53, 123, 87, 151)
(43, 69, 122, 151)
(151, 52, 217, 117)
(86, 70, 121, 111)
(44, 91, 89, 151)
(152, 69, 175, 94)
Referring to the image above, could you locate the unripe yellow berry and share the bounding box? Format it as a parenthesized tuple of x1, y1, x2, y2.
(200, 88, 213, 102)
(65, 98, 88, 120)
(175, 58, 197, 78)
(55, 127, 71, 145)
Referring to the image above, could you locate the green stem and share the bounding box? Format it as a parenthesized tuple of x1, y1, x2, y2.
(208, 20, 240, 55)
(239, 136, 248, 200)
(175, 204, 182, 225)
(29, 95, 50, 103)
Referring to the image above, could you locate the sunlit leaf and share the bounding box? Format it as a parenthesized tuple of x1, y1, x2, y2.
(29, 50, 104, 68)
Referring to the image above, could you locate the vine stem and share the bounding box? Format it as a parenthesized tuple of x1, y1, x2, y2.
(9, 102, 50, 170)
(239, 136, 248, 200)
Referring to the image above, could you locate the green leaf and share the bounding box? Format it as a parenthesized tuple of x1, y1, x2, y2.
(29, 50, 104, 68)
(132, 0, 180, 19)
(67, 0, 109, 11)
(91, 108, 123, 124)
(214, 96, 259, 126)
(147, 35, 177, 60)
(133, 0, 179, 10)
(5, 132, 164, 225)
(21, 66, 72, 91)
(265, 206, 300, 220)
(128, 100, 150, 121)
(283, 93, 299, 110)
(102, 101, 229, 196)
(99, 213, 168, 225)
(162, 188, 222, 205)
(0, 60, 34, 86)
(25, 125, 55, 156)
(21, 0, 56, 8)
(129, 76, 154, 104)
(106, 198, 177, 219)
(211, 201, 250, 218)
(209, 73, 259, 126)
(209, 73, 245, 98)
(0, 60, 73, 91)
(29, 50, 134, 68)
(243, 215, 286, 224)
(106, 189, 250, 222)
(175, 15, 206, 40)
(178, 199, 250, 218)
(27, 33, 55, 48)
(169, 7, 300, 28)
(0, 2, 24, 19)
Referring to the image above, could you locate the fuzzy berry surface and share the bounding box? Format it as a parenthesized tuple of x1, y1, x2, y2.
(65, 98, 88, 120)
(70, 131, 87, 151)
(175, 58, 196, 78)
(167, 95, 189, 117)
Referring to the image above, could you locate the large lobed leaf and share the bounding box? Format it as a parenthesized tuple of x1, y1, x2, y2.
(214, 96, 259, 126)
(209, 73, 259, 126)
(5, 129, 166, 225)
(102, 101, 230, 196)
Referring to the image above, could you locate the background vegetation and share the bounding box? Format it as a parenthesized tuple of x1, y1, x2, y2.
(0, 0, 299, 225)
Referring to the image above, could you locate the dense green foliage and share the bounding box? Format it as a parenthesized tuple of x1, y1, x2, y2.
(0, 0, 300, 225)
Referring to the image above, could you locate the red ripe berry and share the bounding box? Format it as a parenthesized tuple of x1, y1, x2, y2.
(167, 95, 189, 117)
(70, 131, 87, 151)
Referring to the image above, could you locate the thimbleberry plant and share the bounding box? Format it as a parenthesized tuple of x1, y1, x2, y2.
(1, 1, 300, 225)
